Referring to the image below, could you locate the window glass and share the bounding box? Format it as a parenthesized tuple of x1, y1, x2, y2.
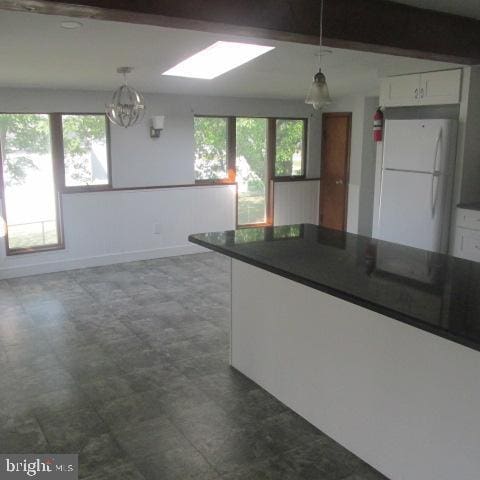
(236, 118, 268, 225)
(62, 114, 109, 187)
(0, 113, 60, 250)
(194, 117, 228, 181)
(275, 119, 305, 177)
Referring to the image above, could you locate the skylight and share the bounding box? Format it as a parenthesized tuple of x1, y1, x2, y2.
(162, 41, 275, 80)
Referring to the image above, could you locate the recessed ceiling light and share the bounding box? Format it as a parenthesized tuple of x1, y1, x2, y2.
(61, 21, 83, 29)
(162, 41, 275, 80)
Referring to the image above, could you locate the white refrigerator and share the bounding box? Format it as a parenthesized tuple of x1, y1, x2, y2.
(375, 118, 457, 253)
(373, 119, 457, 284)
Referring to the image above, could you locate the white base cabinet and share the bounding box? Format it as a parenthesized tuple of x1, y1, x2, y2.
(454, 208, 480, 262)
(231, 259, 480, 480)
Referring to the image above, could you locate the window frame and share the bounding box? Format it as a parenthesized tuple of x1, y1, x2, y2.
(55, 113, 113, 193)
(194, 115, 236, 185)
(272, 117, 308, 181)
(0, 112, 65, 256)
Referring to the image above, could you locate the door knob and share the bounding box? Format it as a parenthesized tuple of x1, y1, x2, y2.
(335, 179, 344, 185)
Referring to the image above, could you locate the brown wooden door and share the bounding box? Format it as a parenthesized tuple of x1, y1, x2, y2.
(319, 113, 352, 231)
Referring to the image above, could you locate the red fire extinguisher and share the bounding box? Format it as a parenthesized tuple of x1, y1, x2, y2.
(373, 108, 383, 142)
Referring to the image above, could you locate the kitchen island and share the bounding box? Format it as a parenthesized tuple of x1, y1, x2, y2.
(189, 224, 480, 480)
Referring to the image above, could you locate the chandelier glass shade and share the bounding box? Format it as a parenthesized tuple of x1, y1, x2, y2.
(305, 68, 332, 110)
(106, 67, 146, 128)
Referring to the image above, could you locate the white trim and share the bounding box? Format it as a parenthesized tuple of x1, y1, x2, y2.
(0, 244, 206, 279)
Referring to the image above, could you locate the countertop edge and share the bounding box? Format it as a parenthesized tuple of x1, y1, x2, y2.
(189, 234, 480, 353)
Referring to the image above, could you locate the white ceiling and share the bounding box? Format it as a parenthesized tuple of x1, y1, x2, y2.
(0, 10, 459, 100)
(388, 0, 480, 19)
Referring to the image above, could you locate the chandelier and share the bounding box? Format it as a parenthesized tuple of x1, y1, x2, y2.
(106, 67, 146, 128)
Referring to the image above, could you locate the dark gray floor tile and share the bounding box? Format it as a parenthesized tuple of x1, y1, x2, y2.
(340, 464, 389, 480)
(257, 410, 330, 453)
(282, 441, 369, 480)
(221, 456, 302, 480)
(112, 416, 189, 459)
(121, 363, 182, 393)
(31, 387, 93, 418)
(0, 415, 50, 453)
(78, 433, 127, 478)
(169, 401, 276, 475)
(38, 406, 109, 452)
(96, 391, 166, 430)
(217, 386, 288, 422)
(81, 459, 145, 480)
(3, 364, 76, 398)
(78, 374, 136, 407)
(134, 446, 220, 480)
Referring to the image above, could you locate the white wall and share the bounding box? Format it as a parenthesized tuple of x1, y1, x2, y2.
(0, 185, 235, 278)
(0, 87, 322, 278)
(273, 180, 320, 226)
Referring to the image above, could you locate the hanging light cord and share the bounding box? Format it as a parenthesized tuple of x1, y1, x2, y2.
(318, 0, 324, 70)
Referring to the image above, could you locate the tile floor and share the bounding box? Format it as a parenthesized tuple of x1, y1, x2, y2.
(0, 253, 387, 479)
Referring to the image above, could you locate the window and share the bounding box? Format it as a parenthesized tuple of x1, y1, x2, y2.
(0, 113, 62, 253)
(275, 119, 306, 178)
(194, 116, 231, 182)
(193, 114, 308, 227)
(61, 114, 111, 189)
(0, 112, 111, 255)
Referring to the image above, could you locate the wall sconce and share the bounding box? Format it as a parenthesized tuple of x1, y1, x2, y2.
(150, 115, 165, 138)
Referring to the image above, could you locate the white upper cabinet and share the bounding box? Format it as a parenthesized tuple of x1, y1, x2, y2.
(380, 69, 462, 107)
(380, 74, 421, 107)
(420, 70, 462, 105)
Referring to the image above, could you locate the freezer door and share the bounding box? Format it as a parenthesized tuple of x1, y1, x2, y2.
(377, 169, 447, 252)
(383, 119, 453, 173)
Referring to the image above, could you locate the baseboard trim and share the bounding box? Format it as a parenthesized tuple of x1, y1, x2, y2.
(0, 244, 207, 279)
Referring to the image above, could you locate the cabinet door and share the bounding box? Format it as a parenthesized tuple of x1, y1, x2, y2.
(420, 69, 462, 105)
(457, 208, 480, 231)
(454, 228, 480, 262)
(380, 74, 420, 107)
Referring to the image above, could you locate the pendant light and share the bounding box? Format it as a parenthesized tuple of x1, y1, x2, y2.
(305, 0, 332, 110)
(106, 67, 146, 128)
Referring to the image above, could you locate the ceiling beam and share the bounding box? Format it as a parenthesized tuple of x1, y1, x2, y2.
(1, 0, 479, 64)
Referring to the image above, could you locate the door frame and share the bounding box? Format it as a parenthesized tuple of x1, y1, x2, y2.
(319, 112, 352, 231)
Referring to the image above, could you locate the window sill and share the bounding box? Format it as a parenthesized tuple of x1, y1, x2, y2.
(7, 244, 65, 256)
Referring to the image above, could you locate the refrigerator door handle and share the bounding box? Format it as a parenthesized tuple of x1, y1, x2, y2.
(432, 128, 442, 173)
(430, 129, 442, 218)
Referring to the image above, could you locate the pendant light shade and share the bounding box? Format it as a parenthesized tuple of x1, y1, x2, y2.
(305, 0, 331, 110)
(106, 67, 146, 128)
(305, 68, 332, 110)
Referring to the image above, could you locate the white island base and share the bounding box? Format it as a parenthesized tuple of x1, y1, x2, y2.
(230, 259, 480, 480)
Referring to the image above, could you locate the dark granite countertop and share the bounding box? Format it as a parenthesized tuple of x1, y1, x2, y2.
(189, 224, 480, 353)
(457, 202, 480, 211)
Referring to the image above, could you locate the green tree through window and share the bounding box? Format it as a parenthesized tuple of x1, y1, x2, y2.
(0, 114, 49, 186)
(62, 114, 109, 187)
(194, 117, 228, 181)
(275, 119, 305, 177)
